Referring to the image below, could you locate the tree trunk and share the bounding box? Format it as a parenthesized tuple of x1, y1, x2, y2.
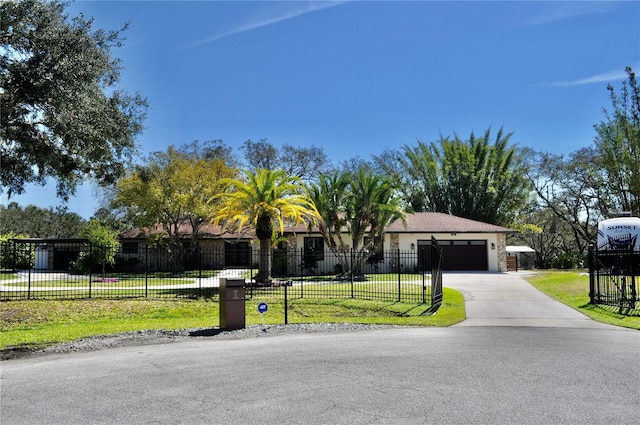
(258, 237, 272, 284)
(255, 213, 273, 284)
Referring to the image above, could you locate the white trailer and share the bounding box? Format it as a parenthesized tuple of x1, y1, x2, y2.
(597, 216, 640, 251)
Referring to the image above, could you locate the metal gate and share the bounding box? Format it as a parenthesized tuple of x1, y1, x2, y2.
(431, 236, 443, 308)
(589, 245, 639, 312)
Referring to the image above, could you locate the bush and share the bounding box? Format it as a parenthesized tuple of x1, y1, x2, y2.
(0, 236, 33, 269)
(550, 252, 585, 269)
(69, 251, 91, 274)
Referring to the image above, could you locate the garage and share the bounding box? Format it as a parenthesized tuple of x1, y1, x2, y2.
(388, 212, 514, 272)
(417, 239, 488, 271)
(441, 240, 488, 270)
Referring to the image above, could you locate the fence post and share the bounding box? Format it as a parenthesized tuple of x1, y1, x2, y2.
(631, 246, 637, 306)
(145, 244, 149, 298)
(246, 247, 252, 300)
(12, 240, 17, 271)
(397, 249, 401, 302)
(27, 242, 31, 299)
(588, 244, 595, 304)
(299, 248, 304, 299)
(198, 245, 202, 298)
(350, 248, 354, 298)
(422, 270, 426, 304)
(88, 242, 92, 299)
(284, 281, 289, 325)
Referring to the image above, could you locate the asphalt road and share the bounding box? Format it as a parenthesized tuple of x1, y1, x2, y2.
(2, 272, 639, 425)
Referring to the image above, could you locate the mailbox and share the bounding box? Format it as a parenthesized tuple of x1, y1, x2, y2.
(219, 278, 246, 330)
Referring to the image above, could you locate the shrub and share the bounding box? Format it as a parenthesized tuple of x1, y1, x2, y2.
(0, 234, 33, 269)
(551, 252, 585, 269)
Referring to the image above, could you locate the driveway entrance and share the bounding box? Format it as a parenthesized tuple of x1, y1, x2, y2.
(444, 272, 615, 328)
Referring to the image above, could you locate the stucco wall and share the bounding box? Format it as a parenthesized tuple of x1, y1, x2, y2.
(288, 231, 507, 273)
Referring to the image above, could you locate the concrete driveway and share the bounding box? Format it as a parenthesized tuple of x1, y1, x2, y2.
(444, 272, 613, 328)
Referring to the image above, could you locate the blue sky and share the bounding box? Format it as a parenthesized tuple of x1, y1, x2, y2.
(2, 0, 639, 219)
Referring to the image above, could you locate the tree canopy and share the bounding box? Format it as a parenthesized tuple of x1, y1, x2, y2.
(384, 127, 530, 226)
(0, 202, 85, 238)
(309, 166, 406, 275)
(524, 147, 604, 256)
(73, 220, 119, 274)
(112, 144, 235, 264)
(594, 66, 640, 215)
(513, 67, 640, 267)
(241, 139, 331, 182)
(214, 168, 320, 283)
(0, 0, 147, 199)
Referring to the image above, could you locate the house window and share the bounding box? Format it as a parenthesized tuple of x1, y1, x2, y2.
(303, 237, 324, 261)
(122, 242, 138, 254)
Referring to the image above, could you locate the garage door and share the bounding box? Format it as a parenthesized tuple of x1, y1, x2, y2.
(418, 240, 488, 271)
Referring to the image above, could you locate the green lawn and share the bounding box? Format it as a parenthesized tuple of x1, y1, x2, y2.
(3, 270, 636, 354)
(2, 277, 199, 288)
(0, 272, 19, 280)
(0, 288, 465, 351)
(524, 270, 640, 330)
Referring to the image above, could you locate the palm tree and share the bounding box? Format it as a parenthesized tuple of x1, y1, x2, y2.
(398, 126, 529, 225)
(308, 171, 350, 254)
(310, 166, 407, 276)
(214, 168, 320, 284)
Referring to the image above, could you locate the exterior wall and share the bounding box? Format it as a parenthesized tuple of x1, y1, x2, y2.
(391, 232, 501, 272)
(289, 231, 506, 273)
(117, 239, 229, 271)
(114, 241, 144, 272)
(116, 231, 507, 273)
(200, 239, 226, 268)
(496, 233, 507, 272)
(286, 234, 298, 275)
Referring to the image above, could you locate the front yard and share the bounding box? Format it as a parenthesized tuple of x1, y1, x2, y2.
(524, 271, 640, 329)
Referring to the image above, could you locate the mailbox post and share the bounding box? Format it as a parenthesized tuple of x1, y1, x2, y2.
(219, 278, 246, 330)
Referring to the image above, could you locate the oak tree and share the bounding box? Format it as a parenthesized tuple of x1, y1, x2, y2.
(113, 145, 235, 269)
(0, 0, 147, 199)
(594, 66, 640, 215)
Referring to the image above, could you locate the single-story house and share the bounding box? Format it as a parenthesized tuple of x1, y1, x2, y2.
(118, 222, 255, 271)
(118, 212, 515, 273)
(282, 212, 514, 273)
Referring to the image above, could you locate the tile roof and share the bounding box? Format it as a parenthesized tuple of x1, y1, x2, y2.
(119, 221, 254, 240)
(119, 212, 513, 239)
(285, 212, 513, 234)
(385, 212, 514, 233)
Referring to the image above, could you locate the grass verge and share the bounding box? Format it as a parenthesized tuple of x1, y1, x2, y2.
(0, 288, 465, 351)
(524, 271, 640, 330)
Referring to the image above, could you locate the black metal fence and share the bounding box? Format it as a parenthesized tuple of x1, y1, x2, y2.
(0, 239, 443, 309)
(588, 245, 640, 315)
(430, 237, 443, 309)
